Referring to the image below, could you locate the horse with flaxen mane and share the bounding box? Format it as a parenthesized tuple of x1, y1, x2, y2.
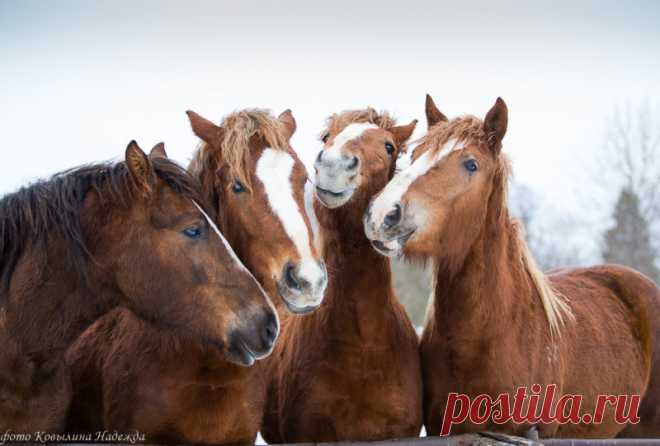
(65, 143, 279, 443)
(261, 108, 423, 442)
(183, 108, 327, 442)
(0, 141, 277, 433)
(364, 95, 660, 438)
(188, 108, 327, 314)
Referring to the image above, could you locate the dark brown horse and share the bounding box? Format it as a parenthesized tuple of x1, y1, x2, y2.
(66, 108, 325, 443)
(261, 108, 423, 442)
(364, 95, 660, 438)
(65, 143, 279, 443)
(0, 141, 277, 432)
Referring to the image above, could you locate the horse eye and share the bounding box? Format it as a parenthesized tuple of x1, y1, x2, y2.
(385, 142, 395, 155)
(463, 159, 478, 173)
(183, 226, 202, 239)
(322, 133, 330, 143)
(232, 181, 246, 193)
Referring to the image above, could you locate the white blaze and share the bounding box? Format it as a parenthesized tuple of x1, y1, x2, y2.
(193, 201, 278, 320)
(304, 178, 322, 254)
(194, 201, 248, 270)
(370, 138, 461, 225)
(323, 122, 378, 162)
(256, 149, 321, 285)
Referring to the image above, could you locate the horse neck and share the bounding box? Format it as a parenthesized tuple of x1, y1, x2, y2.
(429, 187, 539, 342)
(315, 198, 395, 334)
(5, 212, 120, 355)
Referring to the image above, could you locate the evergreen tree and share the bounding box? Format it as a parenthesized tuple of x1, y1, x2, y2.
(603, 187, 659, 283)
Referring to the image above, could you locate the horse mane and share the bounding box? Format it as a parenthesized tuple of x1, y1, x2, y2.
(0, 157, 201, 294)
(189, 109, 290, 193)
(424, 115, 574, 337)
(516, 225, 575, 337)
(322, 107, 396, 138)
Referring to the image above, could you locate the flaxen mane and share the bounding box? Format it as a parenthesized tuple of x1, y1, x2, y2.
(0, 158, 201, 295)
(322, 108, 396, 138)
(189, 109, 290, 193)
(423, 115, 574, 336)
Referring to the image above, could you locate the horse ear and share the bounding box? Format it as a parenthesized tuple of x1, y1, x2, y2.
(278, 109, 297, 140)
(125, 140, 155, 195)
(149, 142, 168, 159)
(484, 97, 508, 153)
(425, 94, 448, 129)
(186, 110, 220, 144)
(390, 119, 418, 148)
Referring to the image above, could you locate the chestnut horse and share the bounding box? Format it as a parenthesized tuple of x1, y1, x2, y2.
(187, 108, 327, 314)
(66, 108, 326, 443)
(261, 108, 423, 442)
(364, 95, 660, 438)
(0, 141, 276, 432)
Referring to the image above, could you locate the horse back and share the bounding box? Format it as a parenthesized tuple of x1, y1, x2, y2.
(548, 264, 657, 367)
(549, 264, 660, 437)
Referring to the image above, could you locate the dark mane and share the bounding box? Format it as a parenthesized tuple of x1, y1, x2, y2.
(0, 157, 201, 295)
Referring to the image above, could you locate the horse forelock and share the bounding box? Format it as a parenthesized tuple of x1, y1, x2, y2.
(190, 109, 291, 194)
(419, 115, 486, 159)
(323, 108, 396, 139)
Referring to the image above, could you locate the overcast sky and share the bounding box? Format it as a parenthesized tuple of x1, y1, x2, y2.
(2, 0, 659, 258)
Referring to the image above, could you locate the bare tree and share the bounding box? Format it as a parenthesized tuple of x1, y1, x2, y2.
(578, 100, 660, 279)
(596, 100, 660, 239)
(603, 187, 659, 283)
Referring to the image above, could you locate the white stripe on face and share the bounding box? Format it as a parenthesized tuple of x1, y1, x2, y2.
(304, 179, 322, 254)
(193, 201, 278, 318)
(256, 149, 318, 276)
(369, 138, 462, 226)
(194, 201, 247, 270)
(323, 122, 378, 162)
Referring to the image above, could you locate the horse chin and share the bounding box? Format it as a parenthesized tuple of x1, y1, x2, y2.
(225, 337, 257, 367)
(282, 298, 318, 315)
(276, 276, 324, 314)
(277, 285, 321, 315)
(314, 186, 355, 209)
(369, 231, 414, 258)
(370, 239, 403, 258)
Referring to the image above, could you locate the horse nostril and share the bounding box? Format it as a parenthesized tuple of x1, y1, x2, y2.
(285, 263, 301, 290)
(261, 312, 278, 349)
(383, 204, 402, 228)
(348, 156, 359, 170)
(285, 263, 312, 292)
